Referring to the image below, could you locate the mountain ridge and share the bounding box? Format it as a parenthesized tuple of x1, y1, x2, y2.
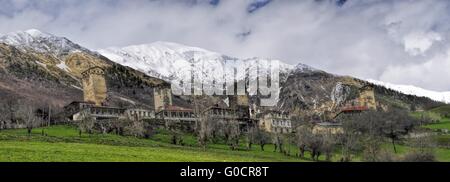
(98, 40, 449, 104)
(0, 29, 169, 109)
(0, 29, 445, 116)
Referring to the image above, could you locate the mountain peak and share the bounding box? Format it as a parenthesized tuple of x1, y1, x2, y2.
(294, 63, 318, 72)
(1, 29, 52, 43)
(0, 29, 89, 57)
(24, 29, 50, 38)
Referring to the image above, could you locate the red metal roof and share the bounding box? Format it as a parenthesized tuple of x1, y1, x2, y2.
(340, 106, 369, 112)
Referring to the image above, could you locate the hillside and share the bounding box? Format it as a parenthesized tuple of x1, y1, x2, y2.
(428, 105, 450, 116)
(0, 29, 444, 117)
(99, 40, 442, 119)
(277, 67, 441, 119)
(0, 30, 169, 109)
(368, 79, 450, 104)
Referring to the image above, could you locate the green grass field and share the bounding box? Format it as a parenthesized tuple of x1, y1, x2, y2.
(412, 105, 450, 130)
(0, 125, 306, 162)
(1, 125, 449, 162)
(422, 118, 450, 130)
(429, 105, 450, 116)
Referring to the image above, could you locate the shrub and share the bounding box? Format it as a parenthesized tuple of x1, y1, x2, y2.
(402, 151, 436, 162)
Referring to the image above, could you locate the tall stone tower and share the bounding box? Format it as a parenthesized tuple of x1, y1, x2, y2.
(154, 87, 173, 112)
(81, 67, 107, 106)
(228, 95, 250, 118)
(359, 85, 376, 110)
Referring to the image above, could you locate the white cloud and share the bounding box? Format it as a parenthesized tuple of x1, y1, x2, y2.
(380, 48, 450, 91)
(0, 0, 450, 91)
(403, 31, 442, 56)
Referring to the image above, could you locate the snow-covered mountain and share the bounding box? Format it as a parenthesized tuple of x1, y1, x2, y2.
(98, 41, 295, 84)
(0, 29, 91, 57)
(1, 29, 448, 105)
(98, 41, 450, 104)
(0, 29, 167, 107)
(367, 79, 450, 104)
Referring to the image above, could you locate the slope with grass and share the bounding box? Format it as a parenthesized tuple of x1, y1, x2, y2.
(0, 125, 306, 162)
(1, 125, 449, 162)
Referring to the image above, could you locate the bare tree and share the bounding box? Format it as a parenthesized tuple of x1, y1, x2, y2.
(295, 125, 312, 158)
(337, 130, 360, 162)
(361, 134, 383, 162)
(246, 125, 256, 150)
(97, 119, 113, 134)
(205, 116, 222, 144)
(196, 115, 209, 150)
(223, 120, 240, 150)
(253, 127, 271, 151)
(338, 108, 419, 160)
(78, 112, 95, 137)
(306, 133, 323, 161)
(381, 108, 418, 153)
(321, 131, 336, 161)
(272, 133, 284, 153)
(17, 104, 41, 135)
(402, 136, 436, 162)
(0, 102, 8, 130)
(125, 119, 146, 138)
(5, 97, 19, 126)
(192, 95, 210, 150)
(0, 97, 19, 129)
(165, 119, 181, 144)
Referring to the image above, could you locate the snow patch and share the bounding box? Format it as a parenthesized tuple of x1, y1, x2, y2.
(35, 61, 47, 68)
(25, 29, 50, 38)
(367, 79, 450, 103)
(0, 29, 88, 56)
(117, 96, 136, 105)
(56, 61, 70, 72)
(71, 85, 82, 90)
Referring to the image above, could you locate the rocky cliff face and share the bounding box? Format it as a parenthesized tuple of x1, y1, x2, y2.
(276, 67, 440, 120)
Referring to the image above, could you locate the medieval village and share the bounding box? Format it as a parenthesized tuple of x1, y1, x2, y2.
(0, 49, 444, 162)
(64, 65, 381, 135)
(0, 28, 447, 162)
(40, 63, 392, 160)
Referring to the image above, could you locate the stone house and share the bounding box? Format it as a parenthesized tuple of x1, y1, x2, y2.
(258, 110, 292, 134)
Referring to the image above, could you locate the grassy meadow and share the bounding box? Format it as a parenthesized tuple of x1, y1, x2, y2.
(0, 125, 449, 162)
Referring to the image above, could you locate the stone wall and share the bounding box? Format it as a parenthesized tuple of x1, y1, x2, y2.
(154, 87, 173, 112)
(82, 67, 107, 106)
(359, 85, 377, 110)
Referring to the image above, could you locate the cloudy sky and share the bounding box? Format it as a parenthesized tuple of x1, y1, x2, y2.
(1, 0, 450, 91)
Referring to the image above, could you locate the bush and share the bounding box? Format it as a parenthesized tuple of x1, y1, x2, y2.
(402, 151, 436, 162)
(375, 150, 397, 162)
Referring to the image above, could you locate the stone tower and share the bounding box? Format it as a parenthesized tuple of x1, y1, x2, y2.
(228, 95, 249, 108)
(81, 67, 107, 106)
(154, 87, 173, 112)
(359, 85, 376, 110)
